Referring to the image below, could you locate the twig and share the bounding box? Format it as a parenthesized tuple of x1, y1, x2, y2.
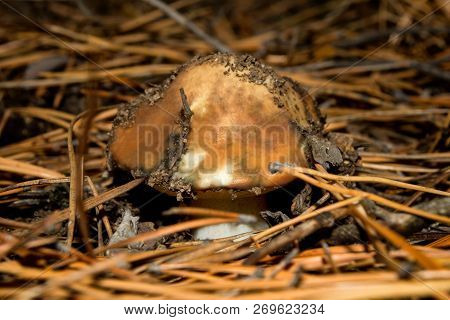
(142, 0, 232, 53)
(244, 197, 361, 264)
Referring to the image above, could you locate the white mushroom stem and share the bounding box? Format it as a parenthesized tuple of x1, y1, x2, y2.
(186, 195, 269, 240)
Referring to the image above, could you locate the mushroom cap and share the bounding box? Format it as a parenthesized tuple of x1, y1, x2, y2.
(108, 54, 323, 197)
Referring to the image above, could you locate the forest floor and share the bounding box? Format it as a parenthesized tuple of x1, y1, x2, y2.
(0, 0, 449, 299)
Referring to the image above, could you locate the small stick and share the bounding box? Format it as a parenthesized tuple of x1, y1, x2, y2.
(321, 241, 340, 274)
(283, 165, 450, 197)
(97, 217, 235, 254)
(272, 163, 450, 225)
(0, 217, 33, 229)
(0, 177, 70, 196)
(142, 0, 232, 53)
(269, 248, 299, 279)
(244, 197, 361, 265)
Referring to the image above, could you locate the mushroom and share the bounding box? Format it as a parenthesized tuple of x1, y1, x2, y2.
(107, 53, 335, 240)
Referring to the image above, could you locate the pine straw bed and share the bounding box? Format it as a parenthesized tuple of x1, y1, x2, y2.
(0, 0, 449, 299)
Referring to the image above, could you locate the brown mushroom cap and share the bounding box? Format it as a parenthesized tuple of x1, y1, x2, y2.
(108, 53, 323, 197)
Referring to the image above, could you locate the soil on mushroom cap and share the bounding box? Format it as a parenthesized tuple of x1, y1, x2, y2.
(107, 53, 331, 199)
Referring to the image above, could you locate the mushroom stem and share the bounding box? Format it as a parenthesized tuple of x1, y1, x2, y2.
(186, 195, 269, 240)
